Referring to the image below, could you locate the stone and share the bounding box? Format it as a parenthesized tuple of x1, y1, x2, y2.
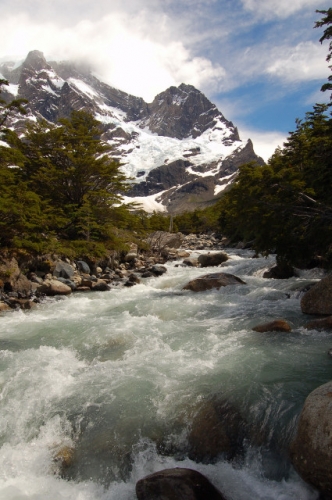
(263, 263, 295, 279)
(188, 397, 245, 463)
(37, 280, 72, 296)
(183, 272, 246, 292)
(53, 261, 75, 280)
(176, 250, 190, 258)
(150, 265, 167, 276)
(0, 302, 11, 312)
(301, 274, 332, 315)
(183, 258, 199, 267)
(290, 381, 332, 498)
(252, 320, 292, 333)
(91, 279, 110, 292)
(56, 277, 77, 291)
(136, 467, 226, 500)
(305, 316, 332, 330)
(197, 252, 228, 267)
(0, 257, 32, 296)
(76, 260, 91, 274)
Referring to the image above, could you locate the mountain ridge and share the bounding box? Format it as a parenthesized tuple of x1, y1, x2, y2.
(0, 50, 264, 213)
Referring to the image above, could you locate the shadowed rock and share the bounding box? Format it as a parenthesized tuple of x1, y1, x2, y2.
(301, 274, 332, 315)
(305, 316, 332, 330)
(197, 252, 228, 267)
(290, 381, 332, 498)
(136, 467, 226, 500)
(183, 272, 246, 292)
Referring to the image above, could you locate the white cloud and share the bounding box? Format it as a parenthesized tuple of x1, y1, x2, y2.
(265, 41, 328, 82)
(240, 126, 288, 162)
(0, 11, 226, 101)
(241, 0, 323, 20)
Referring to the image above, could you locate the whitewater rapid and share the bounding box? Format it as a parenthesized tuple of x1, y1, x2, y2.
(0, 249, 329, 499)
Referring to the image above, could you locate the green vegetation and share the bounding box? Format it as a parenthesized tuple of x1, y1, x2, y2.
(0, 103, 147, 258)
(174, 10, 332, 269)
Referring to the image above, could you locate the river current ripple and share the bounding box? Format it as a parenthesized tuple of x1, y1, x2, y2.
(0, 249, 330, 500)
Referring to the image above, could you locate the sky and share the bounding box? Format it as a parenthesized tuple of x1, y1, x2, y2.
(0, 0, 331, 161)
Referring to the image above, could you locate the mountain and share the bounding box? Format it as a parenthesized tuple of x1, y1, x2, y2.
(0, 50, 264, 213)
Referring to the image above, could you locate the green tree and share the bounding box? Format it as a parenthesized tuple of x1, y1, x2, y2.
(315, 8, 332, 98)
(19, 110, 129, 245)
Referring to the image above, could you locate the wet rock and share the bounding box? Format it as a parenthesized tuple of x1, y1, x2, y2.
(141, 271, 154, 278)
(305, 316, 332, 330)
(263, 263, 295, 279)
(290, 381, 332, 498)
(183, 258, 199, 267)
(183, 272, 246, 292)
(37, 280, 72, 296)
(151, 265, 167, 276)
(301, 274, 332, 315)
(188, 397, 246, 463)
(7, 297, 37, 310)
(128, 273, 141, 284)
(53, 445, 75, 475)
(91, 279, 110, 292)
(197, 252, 228, 267)
(136, 467, 226, 500)
(252, 320, 292, 333)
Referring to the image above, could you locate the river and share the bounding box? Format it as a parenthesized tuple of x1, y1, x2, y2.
(0, 249, 330, 499)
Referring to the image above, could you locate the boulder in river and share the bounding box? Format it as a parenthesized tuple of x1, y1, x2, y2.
(183, 273, 246, 292)
(183, 258, 199, 267)
(290, 381, 332, 498)
(252, 319, 292, 333)
(305, 316, 332, 330)
(197, 252, 228, 267)
(136, 467, 226, 500)
(188, 397, 246, 462)
(301, 274, 332, 315)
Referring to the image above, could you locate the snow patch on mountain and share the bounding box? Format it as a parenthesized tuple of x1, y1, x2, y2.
(122, 192, 168, 212)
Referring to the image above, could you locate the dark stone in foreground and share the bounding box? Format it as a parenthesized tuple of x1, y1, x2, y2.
(301, 274, 332, 315)
(136, 468, 226, 500)
(188, 397, 245, 463)
(183, 272, 246, 292)
(290, 381, 332, 499)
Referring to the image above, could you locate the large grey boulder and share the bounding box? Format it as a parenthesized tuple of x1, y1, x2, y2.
(183, 272, 246, 292)
(136, 468, 226, 500)
(53, 261, 75, 280)
(290, 381, 332, 498)
(301, 274, 332, 315)
(197, 252, 228, 267)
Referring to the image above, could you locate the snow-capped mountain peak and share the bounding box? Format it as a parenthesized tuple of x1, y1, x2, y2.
(0, 50, 264, 213)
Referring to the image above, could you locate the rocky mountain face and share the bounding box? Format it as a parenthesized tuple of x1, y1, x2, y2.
(1, 50, 264, 213)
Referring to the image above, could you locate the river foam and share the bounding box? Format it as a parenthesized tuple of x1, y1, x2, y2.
(0, 250, 325, 499)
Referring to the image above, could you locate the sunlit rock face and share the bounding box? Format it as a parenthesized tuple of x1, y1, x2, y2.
(1, 50, 264, 213)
